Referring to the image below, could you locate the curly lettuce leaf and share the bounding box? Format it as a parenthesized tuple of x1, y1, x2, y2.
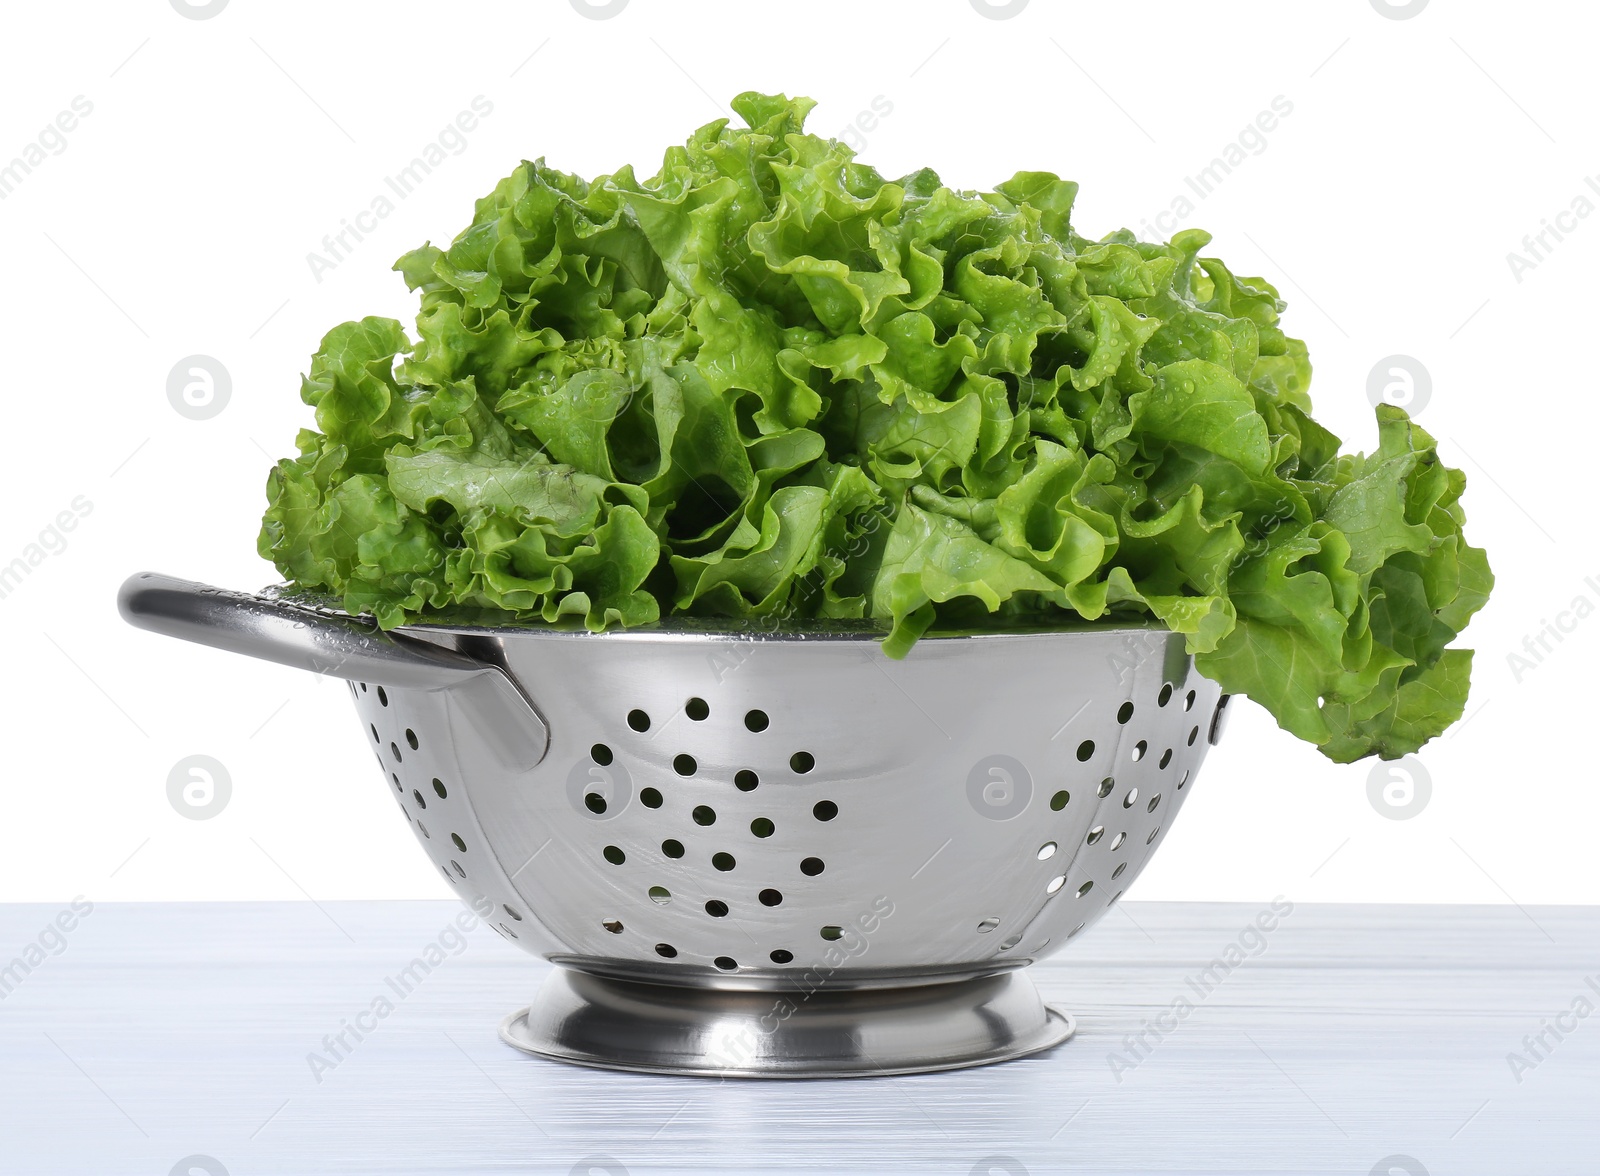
(260, 92, 1491, 761)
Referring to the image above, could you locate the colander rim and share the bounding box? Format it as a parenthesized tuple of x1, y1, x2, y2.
(261, 583, 1178, 644)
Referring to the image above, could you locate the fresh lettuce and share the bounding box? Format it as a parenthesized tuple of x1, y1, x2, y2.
(260, 91, 1491, 761)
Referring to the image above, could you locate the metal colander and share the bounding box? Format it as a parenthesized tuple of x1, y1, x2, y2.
(120, 571, 1229, 1078)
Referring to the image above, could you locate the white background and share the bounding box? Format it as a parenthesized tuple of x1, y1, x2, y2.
(0, 0, 1589, 907)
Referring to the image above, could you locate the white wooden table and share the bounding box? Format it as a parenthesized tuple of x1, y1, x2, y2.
(1, 901, 1593, 1174)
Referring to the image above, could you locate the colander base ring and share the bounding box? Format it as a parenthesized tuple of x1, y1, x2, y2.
(499, 967, 1075, 1078)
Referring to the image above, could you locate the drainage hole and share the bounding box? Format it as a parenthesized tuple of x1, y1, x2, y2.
(704, 899, 729, 918)
(800, 857, 825, 876)
(603, 845, 625, 865)
(745, 709, 769, 732)
(769, 949, 793, 964)
(504, 904, 523, 921)
(820, 926, 843, 941)
(640, 788, 663, 809)
(1076, 739, 1095, 762)
(432, 778, 447, 799)
(712, 852, 736, 872)
(654, 943, 677, 958)
(584, 792, 607, 815)
(714, 956, 737, 971)
(812, 800, 838, 822)
(673, 753, 697, 776)
(591, 743, 613, 766)
(603, 920, 623, 934)
(1050, 790, 1070, 811)
(790, 751, 815, 774)
(735, 769, 759, 791)
(759, 888, 783, 907)
(648, 886, 671, 905)
(750, 817, 775, 838)
(661, 839, 685, 859)
(1117, 701, 1134, 725)
(686, 697, 709, 721)
(628, 709, 651, 732)
(450, 833, 467, 853)
(692, 804, 717, 826)
(405, 729, 419, 751)
(412, 789, 427, 811)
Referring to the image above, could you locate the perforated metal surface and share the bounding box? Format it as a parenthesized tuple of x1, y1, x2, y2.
(352, 626, 1224, 990)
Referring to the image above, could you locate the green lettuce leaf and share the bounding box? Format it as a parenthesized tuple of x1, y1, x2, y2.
(259, 92, 1491, 761)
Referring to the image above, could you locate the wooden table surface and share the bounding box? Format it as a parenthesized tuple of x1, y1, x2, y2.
(1, 901, 1594, 1175)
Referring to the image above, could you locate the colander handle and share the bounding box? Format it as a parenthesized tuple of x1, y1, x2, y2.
(117, 572, 549, 769)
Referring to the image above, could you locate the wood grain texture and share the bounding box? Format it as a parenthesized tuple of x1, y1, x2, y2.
(1, 901, 1594, 1175)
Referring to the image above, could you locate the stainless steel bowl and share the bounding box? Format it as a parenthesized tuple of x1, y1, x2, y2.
(120, 571, 1229, 1077)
